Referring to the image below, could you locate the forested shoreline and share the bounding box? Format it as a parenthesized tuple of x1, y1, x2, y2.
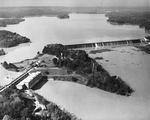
(106, 10, 150, 31)
(0, 30, 30, 48)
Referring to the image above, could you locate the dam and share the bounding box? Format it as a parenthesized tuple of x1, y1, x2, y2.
(65, 38, 149, 49)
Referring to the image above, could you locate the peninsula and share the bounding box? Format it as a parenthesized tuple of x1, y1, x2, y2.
(0, 18, 25, 27)
(0, 30, 30, 48)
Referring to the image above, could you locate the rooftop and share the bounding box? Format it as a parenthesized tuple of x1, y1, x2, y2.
(17, 71, 41, 86)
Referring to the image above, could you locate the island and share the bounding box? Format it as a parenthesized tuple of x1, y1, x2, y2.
(0, 18, 25, 27)
(57, 14, 70, 19)
(106, 10, 150, 31)
(0, 49, 5, 56)
(0, 30, 30, 48)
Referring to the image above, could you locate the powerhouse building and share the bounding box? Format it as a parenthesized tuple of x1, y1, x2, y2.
(16, 71, 42, 90)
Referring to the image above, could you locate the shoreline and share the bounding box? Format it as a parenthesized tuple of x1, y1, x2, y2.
(105, 11, 150, 31)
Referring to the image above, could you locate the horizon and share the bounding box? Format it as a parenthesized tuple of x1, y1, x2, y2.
(0, 6, 149, 9)
(0, 0, 149, 8)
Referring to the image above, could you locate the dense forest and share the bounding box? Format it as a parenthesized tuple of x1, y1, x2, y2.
(0, 30, 30, 48)
(43, 44, 134, 96)
(0, 88, 79, 120)
(106, 10, 150, 31)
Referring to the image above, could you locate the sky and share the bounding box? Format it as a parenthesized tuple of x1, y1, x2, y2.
(0, 0, 149, 7)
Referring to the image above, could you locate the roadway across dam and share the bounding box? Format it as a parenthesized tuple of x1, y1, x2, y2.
(65, 38, 147, 49)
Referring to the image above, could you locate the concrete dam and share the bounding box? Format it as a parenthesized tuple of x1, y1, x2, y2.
(65, 38, 148, 49)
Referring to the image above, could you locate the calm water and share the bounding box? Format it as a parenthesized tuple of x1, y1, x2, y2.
(0, 14, 149, 63)
(0, 14, 149, 62)
(0, 14, 150, 120)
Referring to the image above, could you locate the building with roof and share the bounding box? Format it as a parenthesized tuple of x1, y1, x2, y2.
(16, 71, 42, 90)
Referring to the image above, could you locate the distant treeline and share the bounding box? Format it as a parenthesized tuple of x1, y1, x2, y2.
(0, 6, 148, 18)
(0, 6, 113, 18)
(0, 7, 68, 18)
(106, 10, 150, 31)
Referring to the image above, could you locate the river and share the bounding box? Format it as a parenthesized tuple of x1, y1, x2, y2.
(0, 14, 150, 120)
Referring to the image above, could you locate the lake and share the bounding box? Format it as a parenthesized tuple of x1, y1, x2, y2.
(0, 14, 150, 120)
(1, 14, 149, 62)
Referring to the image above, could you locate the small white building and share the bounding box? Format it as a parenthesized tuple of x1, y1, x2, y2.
(16, 71, 42, 90)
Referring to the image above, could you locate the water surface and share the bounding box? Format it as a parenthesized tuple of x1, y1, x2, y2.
(0, 14, 150, 120)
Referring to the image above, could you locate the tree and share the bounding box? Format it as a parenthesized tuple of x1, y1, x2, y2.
(52, 58, 58, 66)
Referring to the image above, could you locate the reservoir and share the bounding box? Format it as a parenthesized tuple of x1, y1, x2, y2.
(1, 13, 149, 62)
(0, 14, 150, 120)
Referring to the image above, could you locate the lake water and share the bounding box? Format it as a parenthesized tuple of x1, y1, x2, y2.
(0, 14, 150, 120)
(0, 14, 149, 62)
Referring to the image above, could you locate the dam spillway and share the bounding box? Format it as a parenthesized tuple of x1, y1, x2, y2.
(65, 39, 146, 49)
